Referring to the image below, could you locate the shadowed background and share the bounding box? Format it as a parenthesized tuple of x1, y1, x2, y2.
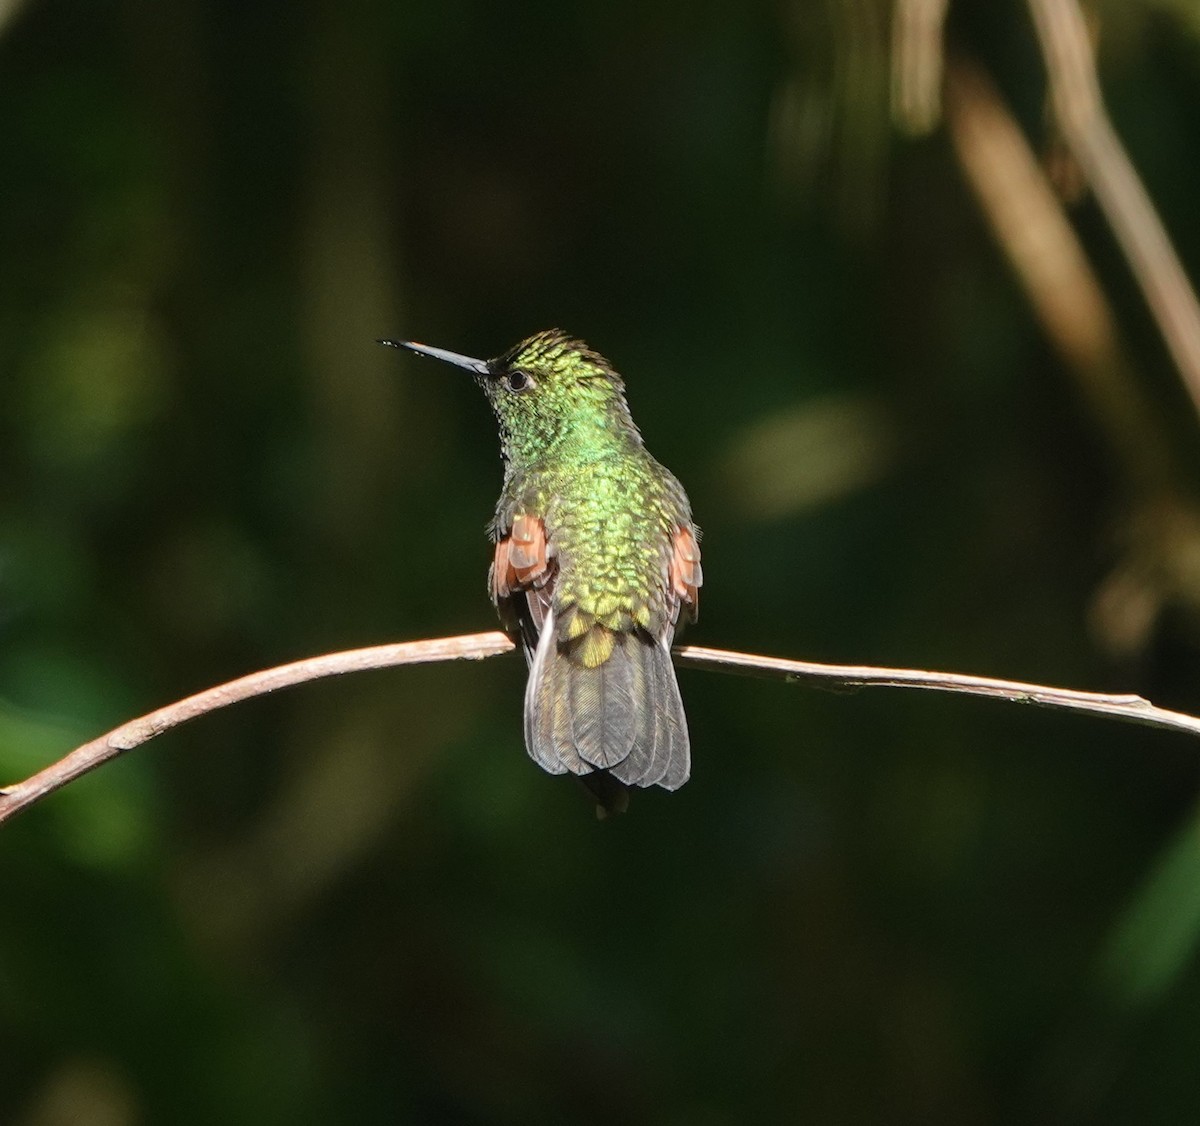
(4, 0, 1200, 1122)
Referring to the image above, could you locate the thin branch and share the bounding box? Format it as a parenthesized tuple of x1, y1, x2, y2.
(671, 645, 1200, 738)
(4, 632, 1200, 825)
(1027, 0, 1200, 420)
(0, 632, 516, 825)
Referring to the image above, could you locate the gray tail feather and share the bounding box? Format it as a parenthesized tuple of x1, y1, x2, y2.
(523, 614, 691, 800)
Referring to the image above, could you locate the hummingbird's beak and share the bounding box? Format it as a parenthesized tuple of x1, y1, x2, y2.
(377, 338, 490, 377)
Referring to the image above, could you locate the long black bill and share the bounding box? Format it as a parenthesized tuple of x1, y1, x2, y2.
(377, 338, 490, 376)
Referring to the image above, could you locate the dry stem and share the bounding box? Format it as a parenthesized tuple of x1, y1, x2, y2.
(4, 633, 1199, 825)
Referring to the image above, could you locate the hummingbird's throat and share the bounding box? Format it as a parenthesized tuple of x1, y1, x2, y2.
(499, 412, 639, 467)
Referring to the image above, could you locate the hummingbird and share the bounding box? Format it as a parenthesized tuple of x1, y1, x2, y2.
(379, 330, 701, 814)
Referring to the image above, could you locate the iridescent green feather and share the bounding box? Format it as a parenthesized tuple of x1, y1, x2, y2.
(393, 328, 699, 813)
(479, 331, 697, 810)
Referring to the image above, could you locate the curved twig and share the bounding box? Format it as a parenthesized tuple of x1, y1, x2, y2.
(0, 633, 516, 825)
(671, 645, 1200, 738)
(4, 632, 1200, 825)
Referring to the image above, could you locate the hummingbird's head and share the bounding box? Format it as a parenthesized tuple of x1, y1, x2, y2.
(381, 329, 639, 462)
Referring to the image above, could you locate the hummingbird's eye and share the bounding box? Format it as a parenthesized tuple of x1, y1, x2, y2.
(505, 369, 533, 392)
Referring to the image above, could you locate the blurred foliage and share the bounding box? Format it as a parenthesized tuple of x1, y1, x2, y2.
(4, 0, 1200, 1122)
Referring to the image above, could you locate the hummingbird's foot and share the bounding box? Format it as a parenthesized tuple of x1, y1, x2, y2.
(579, 770, 630, 818)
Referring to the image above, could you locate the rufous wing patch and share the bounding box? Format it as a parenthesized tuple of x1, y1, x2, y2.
(493, 513, 551, 601)
(670, 525, 702, 619)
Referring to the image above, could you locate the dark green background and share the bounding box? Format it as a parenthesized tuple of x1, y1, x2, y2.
(4, 1, 1200, 1122)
